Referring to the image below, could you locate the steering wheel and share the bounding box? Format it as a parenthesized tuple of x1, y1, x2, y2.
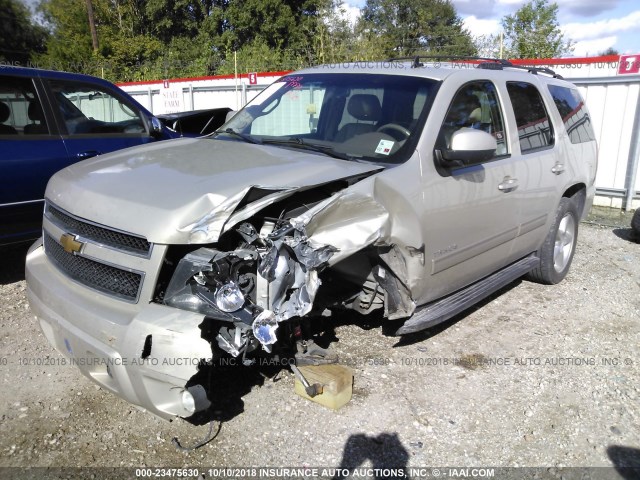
(376, 123, 411, 140)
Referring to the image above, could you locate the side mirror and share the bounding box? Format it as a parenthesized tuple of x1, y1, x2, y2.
(435, 128, 497, 169)
(150, 116, 164, 138)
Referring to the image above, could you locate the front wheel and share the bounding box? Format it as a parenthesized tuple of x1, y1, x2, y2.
(527, 197, 579, 285)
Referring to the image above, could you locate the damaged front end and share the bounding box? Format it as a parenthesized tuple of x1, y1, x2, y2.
(162, 219, 337, 362)
(157, 181, 418, 371)
(26, 171, 425, 422)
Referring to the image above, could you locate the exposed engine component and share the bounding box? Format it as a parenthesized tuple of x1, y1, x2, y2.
(163, 220, 339, 358)
(259, 225, 337, 322)
(161, 187, 419, 368)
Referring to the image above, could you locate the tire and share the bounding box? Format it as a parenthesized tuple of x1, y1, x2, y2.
(527, 197, 579, 285)
(632, 209, 640, 241)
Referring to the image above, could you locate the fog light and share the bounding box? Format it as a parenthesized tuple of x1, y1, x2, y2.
(181, 390, 195, 414)
(215, 282, 245, 312)
(181, 385, 211, 415)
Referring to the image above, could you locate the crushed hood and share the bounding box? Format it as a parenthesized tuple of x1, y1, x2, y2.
(45, 138, 382, 244)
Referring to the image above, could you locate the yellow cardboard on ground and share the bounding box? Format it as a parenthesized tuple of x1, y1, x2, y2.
(293, 364, 353, 410)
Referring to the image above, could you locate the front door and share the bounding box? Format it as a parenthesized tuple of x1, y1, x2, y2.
(44, 79, 156, 163)
(420, 80, 519, 303)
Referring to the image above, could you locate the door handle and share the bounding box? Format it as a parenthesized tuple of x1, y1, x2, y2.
(498, 176, 519, 192)
(76, 150, 101, 160)
(551, 162, 565, 175)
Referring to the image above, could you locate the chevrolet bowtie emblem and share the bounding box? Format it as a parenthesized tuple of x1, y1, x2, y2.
(60, 233, 83, 254)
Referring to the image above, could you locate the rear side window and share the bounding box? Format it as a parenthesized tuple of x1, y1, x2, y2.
(548, 85, 596, 144)
(0, 76, 50, 136)
(507, 82, 553, 153)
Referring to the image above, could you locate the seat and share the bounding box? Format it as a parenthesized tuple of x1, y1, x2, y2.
(23, 100, 49, 134)
(445, 91, 482, 128)
(0, 101, 18, 135)
(335, 94, 382, 142)
(440, 90, 482, 148)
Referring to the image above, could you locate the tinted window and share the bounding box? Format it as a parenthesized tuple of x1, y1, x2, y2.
(437, 81, 508, 157)
(48, 81, 145, 136)
(548, 85, 596, 144)
(0, 76, 50, 136)
(507, 82, 553, 152)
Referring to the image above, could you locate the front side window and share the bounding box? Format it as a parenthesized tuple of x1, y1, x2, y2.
(0, 76, 50, 136)
(437, 80, 508, 157)
(548, 85, 596, 144)
(48, 81, 146, 136)
(222, 73, 439, 164)
(507, 82, 553, 153)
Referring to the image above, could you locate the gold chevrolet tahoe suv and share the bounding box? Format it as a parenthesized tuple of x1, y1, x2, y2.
(26, 59, 597, 419)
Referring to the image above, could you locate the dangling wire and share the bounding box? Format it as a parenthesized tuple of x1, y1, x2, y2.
(171, 419, 222, 452)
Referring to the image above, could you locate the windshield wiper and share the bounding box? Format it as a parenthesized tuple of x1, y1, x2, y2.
(261, 138, 353, 161)
(214, 128, 262, 144)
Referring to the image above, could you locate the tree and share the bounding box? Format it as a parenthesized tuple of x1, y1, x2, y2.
(356, 0, 476, 59)
(0, 0, 48, 65)
(33, 0, 344, 81)
(35, 0, 97, 72)
(474, 34, 502, 59)
(145, 0, 213, 43)
(35, 0, 221, 79)
(599, 47, 619, 56)
(501, 0, 573, 59)
(303, 0, 355, 64)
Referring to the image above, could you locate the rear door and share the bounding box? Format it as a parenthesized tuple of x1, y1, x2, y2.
(503, 80, 562, 257)
(0, 73, 69, 243)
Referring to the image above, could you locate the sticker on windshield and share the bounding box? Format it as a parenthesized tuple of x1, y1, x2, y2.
(281, 76, 304, 88)
(375, 139, 394, 155)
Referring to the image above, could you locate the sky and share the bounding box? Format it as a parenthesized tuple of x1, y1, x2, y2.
(343, 0, 640, 57)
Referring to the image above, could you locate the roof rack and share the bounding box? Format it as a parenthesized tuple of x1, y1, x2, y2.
(504, 64, 563, 79)
(386, 56, 511, 68)
(385, 55, 562, 79)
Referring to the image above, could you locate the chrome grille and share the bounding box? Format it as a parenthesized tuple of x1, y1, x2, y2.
(44, 232, 143, 302)
(46, 203, 151, 256)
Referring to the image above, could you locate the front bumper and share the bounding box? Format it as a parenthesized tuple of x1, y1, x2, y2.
(26, 240, 212, 419)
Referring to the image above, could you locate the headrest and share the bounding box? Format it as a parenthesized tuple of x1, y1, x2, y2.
(347, 94, 382, 122)
(0, 102, 10, 123)
(447, 91, 481, 124)
(469, 107, 483, 124)
(28, 100, 44, 122)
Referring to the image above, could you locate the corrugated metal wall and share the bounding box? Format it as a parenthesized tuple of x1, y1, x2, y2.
(573, 77, 640, 209)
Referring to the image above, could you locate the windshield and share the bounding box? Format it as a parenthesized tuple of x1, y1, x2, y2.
(220, 73, 439, 164)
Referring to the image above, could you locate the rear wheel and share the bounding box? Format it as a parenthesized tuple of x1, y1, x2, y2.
(527, 197, 579, 285)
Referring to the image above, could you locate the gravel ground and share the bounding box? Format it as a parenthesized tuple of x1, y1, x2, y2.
(0, 218, 639, 476)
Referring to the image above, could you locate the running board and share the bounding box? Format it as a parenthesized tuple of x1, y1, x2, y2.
(394, 255, 539, 335)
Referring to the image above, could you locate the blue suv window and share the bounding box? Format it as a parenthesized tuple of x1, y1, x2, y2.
(48, 80, 146, 136)
(0, 76, 50, 136)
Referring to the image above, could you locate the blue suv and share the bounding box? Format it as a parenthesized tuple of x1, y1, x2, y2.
(0, 67, 177, 245)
